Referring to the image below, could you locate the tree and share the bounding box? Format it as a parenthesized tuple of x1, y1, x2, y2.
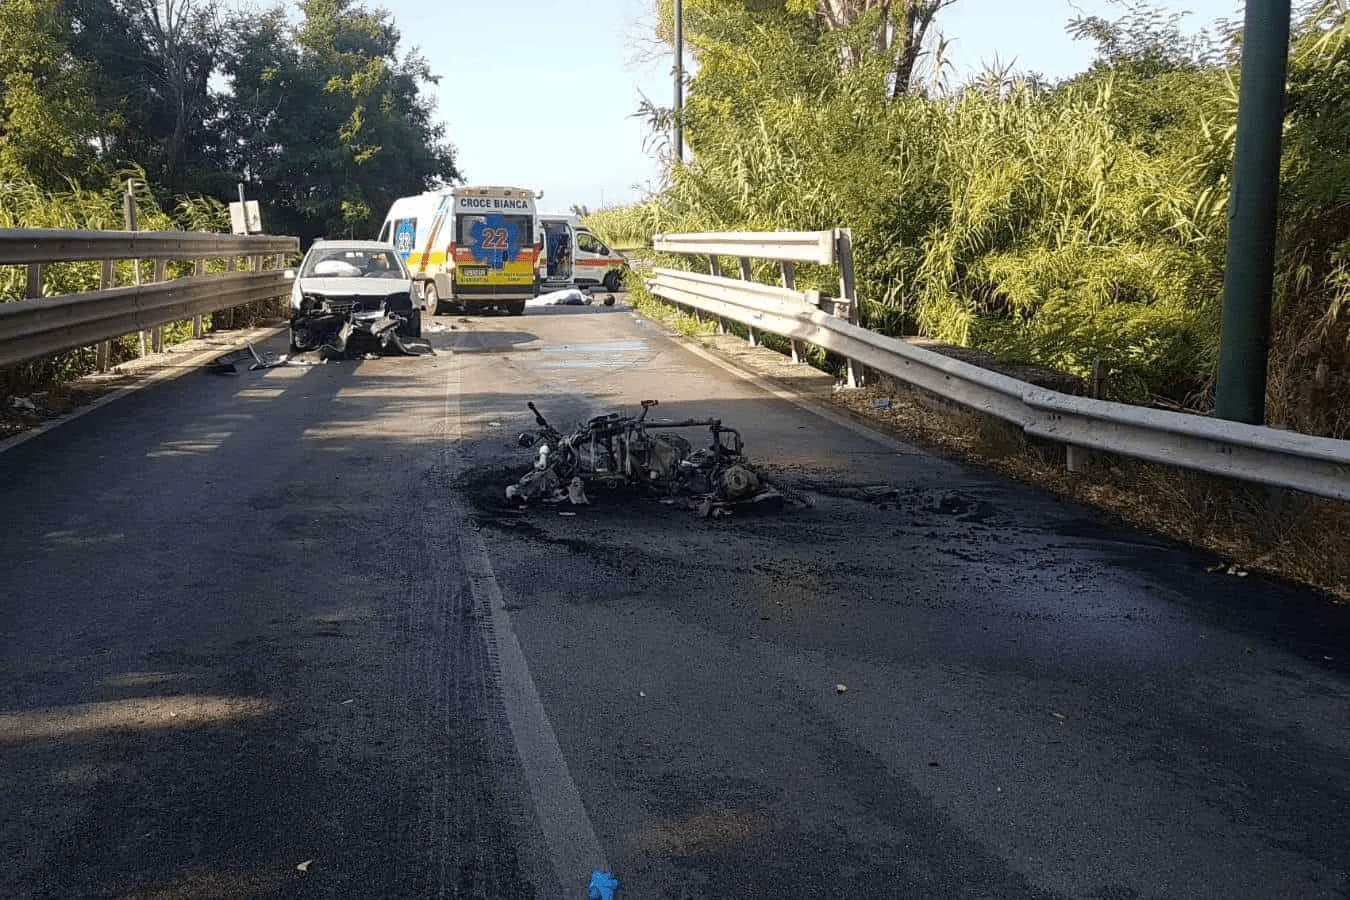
(222, 0, 458, 242)
(125, 0, 226, 193)
(58, 0, 228, 197)
(813, 0, 957, 97)
(0, 0, 105, 187)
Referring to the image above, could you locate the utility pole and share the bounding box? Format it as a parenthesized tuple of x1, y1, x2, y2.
(674, 0, 684, 164)
(1214, 0, 1292, 424)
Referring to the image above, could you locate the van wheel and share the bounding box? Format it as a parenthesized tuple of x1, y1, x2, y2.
(424, 282, 440, 315)
(603, 270, 623, 293)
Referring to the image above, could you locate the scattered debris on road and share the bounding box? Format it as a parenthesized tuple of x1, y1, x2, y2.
(588, 870, 620, 900)
(291, 307, 432, 358)
(204, 343, 310, 374)
(505, 400, 788, 517)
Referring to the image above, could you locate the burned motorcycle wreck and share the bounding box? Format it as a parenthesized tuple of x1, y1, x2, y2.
(506, 400, 787, 517)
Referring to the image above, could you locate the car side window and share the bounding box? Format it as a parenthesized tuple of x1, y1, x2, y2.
(577, 233, 609, 255)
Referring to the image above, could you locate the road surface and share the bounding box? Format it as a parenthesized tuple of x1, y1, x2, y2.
(3, 301, 1348, 898)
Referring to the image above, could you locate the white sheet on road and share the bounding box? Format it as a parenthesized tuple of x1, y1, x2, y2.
(527, 288, 588, 307)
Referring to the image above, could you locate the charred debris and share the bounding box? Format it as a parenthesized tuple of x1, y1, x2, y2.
(290, 304, 431, 358)
(506, 400, 791, 517)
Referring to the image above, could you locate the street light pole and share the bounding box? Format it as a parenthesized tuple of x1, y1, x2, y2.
(1214, 0, 1292, 424)
(674, 0, 684, 164)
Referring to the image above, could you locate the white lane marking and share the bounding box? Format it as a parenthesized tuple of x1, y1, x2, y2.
(441, 355, 609, 895)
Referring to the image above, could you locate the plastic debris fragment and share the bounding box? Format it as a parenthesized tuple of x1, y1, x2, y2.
(588, 870, 620, 900)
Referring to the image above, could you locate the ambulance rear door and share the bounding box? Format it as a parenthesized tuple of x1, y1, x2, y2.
(541, 218, 574, 288)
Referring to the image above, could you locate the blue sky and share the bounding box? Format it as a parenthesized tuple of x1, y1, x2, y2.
(379, 0, 1242, 213)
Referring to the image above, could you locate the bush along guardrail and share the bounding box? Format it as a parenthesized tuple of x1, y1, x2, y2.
(0, 229, 299, 371)
(647, 230, 1350, 502)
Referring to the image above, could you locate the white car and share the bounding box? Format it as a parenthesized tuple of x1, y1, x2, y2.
(286, 240, 424, 356)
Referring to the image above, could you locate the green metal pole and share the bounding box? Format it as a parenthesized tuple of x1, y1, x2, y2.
(1215, 0, 1291, 424)
(674, 0, 684, 164)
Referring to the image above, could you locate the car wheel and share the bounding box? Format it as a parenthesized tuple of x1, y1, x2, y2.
(424, 282, 440, 315)
(603, 270, 623, 293)
(290, 326, 319, 353)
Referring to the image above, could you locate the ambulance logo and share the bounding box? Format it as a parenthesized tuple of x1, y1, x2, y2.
(393, 219, 417, 259)
(468, 213, 521, 269)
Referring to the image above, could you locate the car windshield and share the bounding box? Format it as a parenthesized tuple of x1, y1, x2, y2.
(302, 247, 407, 280)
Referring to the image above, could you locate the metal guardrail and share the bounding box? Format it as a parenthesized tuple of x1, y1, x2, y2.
(651, 231, 839, 265)
(0, 229, 299, 370)
(0, 229, 296, 265)
(648, 230, 1350, 502)
(653, 228, 863, 387)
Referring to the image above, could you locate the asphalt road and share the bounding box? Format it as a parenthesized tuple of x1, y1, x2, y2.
(2, 300, 1348, 899)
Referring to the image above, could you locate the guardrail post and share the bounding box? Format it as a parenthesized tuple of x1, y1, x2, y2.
(706, 255, 727, 333)
(97, 260, 114, 372)
(782, 260, 808, 364)
(218, 257, 238, 329)
(151, 260, 167, 353)
(133, 255, 147, 357)
(25, 264, 42, 299)
(739, 257, 759, 347)
(836, 229, 861, 388)
(192, 259, 205, 338)
(1066, 444, 1087, 473)
(251, 254, 266, 317)
(1066, 360, 1111, 473)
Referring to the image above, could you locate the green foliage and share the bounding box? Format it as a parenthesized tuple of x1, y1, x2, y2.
(630, 0, 1350, 410)
(58, 0, 231, 199)
(0, 172, 228, 301)
(1280, 1, 1350, 304)
(1, 0, 457, 242)
(0, 0, 105, 187)
(975, 245, 1218, 401)
(222, 0, 457, 243)
(583, 204, 664, 250)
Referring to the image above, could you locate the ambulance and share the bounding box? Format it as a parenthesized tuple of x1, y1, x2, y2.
(377, 185, 543, 316)
(539, 213, 628, 294)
